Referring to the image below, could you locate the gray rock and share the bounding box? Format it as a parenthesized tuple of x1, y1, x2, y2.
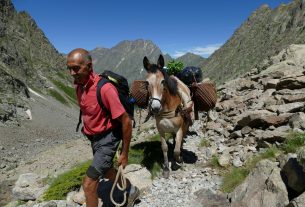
(233, 157, 243, 167)
(12, 173, 47, 201)
(287, 191, 305, 207)
(230, 160, 289, 207)
(124, 164, 152, 195)
(281, 157, 305, 194)
(193, 189, 230, 207)
(219, 154, 230, 167)
(289, 112, 305, 130)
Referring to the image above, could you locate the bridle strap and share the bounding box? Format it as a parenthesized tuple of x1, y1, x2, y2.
(148, 97, 162, 111)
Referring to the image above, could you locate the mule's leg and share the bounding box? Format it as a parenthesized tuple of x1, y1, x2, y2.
(172, 128, 183, 171)
(160, 132, 170, 178)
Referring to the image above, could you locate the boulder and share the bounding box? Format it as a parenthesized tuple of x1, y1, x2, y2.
(12, 173, 47, 201)
(289, 112, 305, 130)
(230, 160, 289, 207)
(276, 76, 305, 90)
(287, 191, 305, 207)
(281, 157, 305, 194)
(124, 164, 152, 194)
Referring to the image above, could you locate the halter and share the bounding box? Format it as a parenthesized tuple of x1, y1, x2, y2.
(148, 97, 162, 114)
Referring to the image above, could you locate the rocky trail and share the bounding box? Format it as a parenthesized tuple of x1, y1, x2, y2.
(134, 119, 224, 207)
(5, 45, 305, 207)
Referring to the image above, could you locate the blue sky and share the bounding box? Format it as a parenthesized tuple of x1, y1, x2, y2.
(12, 0, 291, 58)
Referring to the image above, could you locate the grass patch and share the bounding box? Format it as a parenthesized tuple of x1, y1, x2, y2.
(56, 71, 70, 80)
(43, 160, 91, 200)
(129, 140, 163, 179)
(199, 137, 210, 147)
(147, 133, 172, 142)
(210, 155, 221, 169)
(282, 132, 305, 153)
(51, 79, 77, 103)
(48, 89, 69, 105)
(221, 167, 249, 193)
(149, 134, 160, 142)
(220, 147, 278, 193)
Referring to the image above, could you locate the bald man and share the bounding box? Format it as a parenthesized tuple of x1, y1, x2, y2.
(67, 48, 139, 207)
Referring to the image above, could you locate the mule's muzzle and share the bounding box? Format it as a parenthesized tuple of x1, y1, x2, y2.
(149, 97, 162, 115)
(151, 106, 160, 114)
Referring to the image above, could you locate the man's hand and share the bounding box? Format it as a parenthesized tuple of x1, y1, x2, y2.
(118, 153, 128, 168)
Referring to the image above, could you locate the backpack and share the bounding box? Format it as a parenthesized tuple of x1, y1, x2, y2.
(76, 70, 135, 132)
(176, 66, 203, 86)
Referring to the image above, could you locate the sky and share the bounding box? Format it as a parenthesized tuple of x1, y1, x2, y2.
(12, 0, 292, 58)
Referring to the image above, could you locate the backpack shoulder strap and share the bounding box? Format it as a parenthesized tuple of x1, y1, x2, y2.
(96, 77, 110, 111)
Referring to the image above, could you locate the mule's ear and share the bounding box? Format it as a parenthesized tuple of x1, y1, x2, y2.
(157, 55, 164, 69)
(143, 56, 150, 70)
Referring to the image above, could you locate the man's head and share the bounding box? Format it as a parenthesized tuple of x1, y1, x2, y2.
(67, 48, 93, 85)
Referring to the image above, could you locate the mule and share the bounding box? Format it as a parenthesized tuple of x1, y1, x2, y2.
(143, 55, 192, 178)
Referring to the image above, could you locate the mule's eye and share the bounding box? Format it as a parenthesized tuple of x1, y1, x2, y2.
(161, 80, 165, 85)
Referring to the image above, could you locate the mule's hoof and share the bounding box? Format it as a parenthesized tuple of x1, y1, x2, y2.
(171, 161, 182, 171)
(163, 170, 170, 179)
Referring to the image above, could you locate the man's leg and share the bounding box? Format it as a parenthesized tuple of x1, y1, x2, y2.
(83, 175, 99, 207)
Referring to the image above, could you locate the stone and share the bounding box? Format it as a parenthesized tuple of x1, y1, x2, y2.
(72, 187, 85, 205)
(264, 79, 279, 89)
(219, 154, 230, 167)
(289, 112, 305, 130)
(241, 126, 252, 135)
(281, 157, 305, 194)
(124, 164, 152, 194)
(230, 160, 289, 207)
(287, 191, 305, 207)
(12, 173, 47, 201)
(193, 188, 230, 207)
(233, 157, 243, 167)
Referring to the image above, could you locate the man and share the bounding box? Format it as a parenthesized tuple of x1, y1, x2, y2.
(67, 48, 139, 207)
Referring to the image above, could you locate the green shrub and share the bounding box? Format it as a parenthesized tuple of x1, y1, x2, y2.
(43, 160, 91, 200)
(166, 60, 184, 76)
(282, 132, 305, 153)
(220, 147, 278, 193)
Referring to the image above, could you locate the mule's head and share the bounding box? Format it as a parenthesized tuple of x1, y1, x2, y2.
(143, 55, 165, 115)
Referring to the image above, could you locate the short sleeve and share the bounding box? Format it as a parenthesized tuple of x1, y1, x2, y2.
(100, 83, 126, 119)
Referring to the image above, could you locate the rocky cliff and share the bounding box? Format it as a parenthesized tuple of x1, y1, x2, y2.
(201, 0, 305, 84)
(0, 0, 72, 125)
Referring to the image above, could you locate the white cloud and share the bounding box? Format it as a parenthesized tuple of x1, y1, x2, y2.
(172, 43, 222, 58)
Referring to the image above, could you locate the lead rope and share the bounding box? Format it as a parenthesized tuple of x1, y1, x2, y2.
(110, 165, 127, 207)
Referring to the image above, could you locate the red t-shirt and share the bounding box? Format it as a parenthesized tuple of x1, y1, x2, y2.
(75, 71, 125, 135)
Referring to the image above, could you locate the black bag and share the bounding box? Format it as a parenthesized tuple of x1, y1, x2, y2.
(97, 70, 135, 119)
(176, 66, 203, 86)
(76, 70, 135, 132)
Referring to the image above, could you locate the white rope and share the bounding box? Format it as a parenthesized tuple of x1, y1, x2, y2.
(110, 165, 127, 207)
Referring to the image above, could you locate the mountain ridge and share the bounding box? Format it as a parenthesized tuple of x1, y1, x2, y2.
(200, 0, 305, 84)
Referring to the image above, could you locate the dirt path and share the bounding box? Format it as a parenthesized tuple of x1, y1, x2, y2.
(0, 93, 88, 205)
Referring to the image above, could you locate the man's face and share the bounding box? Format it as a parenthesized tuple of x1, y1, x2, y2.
(67, 54, 91, 85)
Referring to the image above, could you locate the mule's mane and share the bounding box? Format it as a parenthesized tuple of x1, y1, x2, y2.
(148, 65, 178, 96)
